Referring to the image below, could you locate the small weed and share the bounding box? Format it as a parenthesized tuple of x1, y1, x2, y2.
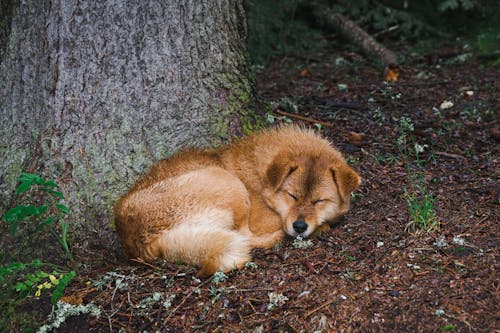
(0, 260, 75, 304)
(266, 112, 292, 124)
(339, 250, 356, 262)
(2, 173, 73, 261)
(208, 285, 226, 304)
(371, 152, 400, 165)
(441, 324, 456, 331)
(403, 183, 439, 233)
(346, 156, 360, 167)
(397, 118, 439, 233)
(432, 263, 445, 275)
(276, 96, 300, 113)
(372, 107, 386, 125)
(1, 173, 77, 332)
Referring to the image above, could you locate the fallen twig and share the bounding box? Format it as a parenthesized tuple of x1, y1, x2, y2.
(273, 110, 334, 128)
(435, 151, 466, 160)
(304, 299, 338, 318)
(130, 258, 164, 270)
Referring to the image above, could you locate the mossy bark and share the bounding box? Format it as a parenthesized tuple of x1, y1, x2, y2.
(0, 0, 257, 256)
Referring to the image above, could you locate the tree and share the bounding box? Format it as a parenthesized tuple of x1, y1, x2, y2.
(0, 0, 256, 256)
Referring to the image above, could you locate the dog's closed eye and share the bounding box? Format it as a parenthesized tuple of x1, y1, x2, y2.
(312, 199, 325, 205)
(287, 192, 298, 200)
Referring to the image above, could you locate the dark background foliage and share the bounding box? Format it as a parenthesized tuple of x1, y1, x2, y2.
(245, 0, 500, 64)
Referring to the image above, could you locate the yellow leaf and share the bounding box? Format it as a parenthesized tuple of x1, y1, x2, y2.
(49, 275, 59, 285)
(35, 288, 42, 297)
(42, 281, 52, 289)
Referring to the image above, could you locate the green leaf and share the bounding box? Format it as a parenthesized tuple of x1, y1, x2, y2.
(9, 221, 18, 236)
(47, 189, 64, 199)
(3, 206, 29, 222)
(0, 262, 26, 281)
(36, 205, 49, 215)
(51, 271, 76, 304)
(32, 259, 42, 267)
(14, 282, 28, 292)
(442, 324, 455, 331)
(16, 182, 32, 195)
(17, 173, 38, 183)
(35, 270, 50, 278)
(36, 216, 56, 232)
(56, 204, 69, 214)
(5, 205, 48, 221)
(18, 173, 46, 186)
(43, 180, 58, 188)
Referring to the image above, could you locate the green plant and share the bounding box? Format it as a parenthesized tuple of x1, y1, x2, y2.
(403, 184, 439, 233)
(0, 260, 75, 304)
(441, 323, 456, 331)
(438, 0, 475, 12)
(397, 117, 439, 233)
(2, 173, 73, 260)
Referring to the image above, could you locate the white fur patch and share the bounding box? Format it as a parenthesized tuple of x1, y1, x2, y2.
(217, 231, 252, 271)
(181, 208, 234, 230)
(157, 225, 251, 271)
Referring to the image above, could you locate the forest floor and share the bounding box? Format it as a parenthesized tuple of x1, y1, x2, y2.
(4, 44, 499, 332)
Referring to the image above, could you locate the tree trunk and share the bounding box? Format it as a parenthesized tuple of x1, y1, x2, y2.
(0, 0, 255, 256)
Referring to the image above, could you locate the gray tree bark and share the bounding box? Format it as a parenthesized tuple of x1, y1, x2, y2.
(0, 0, 255, 255)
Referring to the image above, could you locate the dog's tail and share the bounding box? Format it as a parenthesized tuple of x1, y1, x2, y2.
(142, 225, 251, 276)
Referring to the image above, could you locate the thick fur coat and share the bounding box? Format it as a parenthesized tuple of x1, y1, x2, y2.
(114, 126, 361, 276)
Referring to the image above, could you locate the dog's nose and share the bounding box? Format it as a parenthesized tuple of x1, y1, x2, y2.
(293, 220, 308, 234)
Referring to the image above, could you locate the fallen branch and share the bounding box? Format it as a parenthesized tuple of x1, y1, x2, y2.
(307, 2, 398, 66)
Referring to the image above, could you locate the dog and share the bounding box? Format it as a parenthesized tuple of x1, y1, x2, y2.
(114, 126, 360, 276)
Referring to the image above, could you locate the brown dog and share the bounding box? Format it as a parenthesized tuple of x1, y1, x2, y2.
(114, 126, 360, 276)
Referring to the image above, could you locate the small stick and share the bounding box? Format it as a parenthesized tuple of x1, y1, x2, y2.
(304, 299, 337, 318)
(435, 151, 466, 160)
(273, 110, 334, 128)
(130, 258, 164, 270)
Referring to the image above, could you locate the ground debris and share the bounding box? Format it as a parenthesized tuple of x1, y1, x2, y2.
(55, 47, 499, 332)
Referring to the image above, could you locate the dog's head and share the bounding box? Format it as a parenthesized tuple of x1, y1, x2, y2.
(263, 151, 360, 238)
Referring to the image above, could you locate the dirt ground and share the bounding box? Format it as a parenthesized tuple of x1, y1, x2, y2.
(10, 45, 499, 332)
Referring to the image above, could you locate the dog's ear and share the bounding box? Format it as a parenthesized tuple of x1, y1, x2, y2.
(331, 163, 361, 202)
(266, 154, 298, 190)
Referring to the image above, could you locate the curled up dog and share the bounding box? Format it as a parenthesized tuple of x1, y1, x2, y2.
(114, 126, 361, 276)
